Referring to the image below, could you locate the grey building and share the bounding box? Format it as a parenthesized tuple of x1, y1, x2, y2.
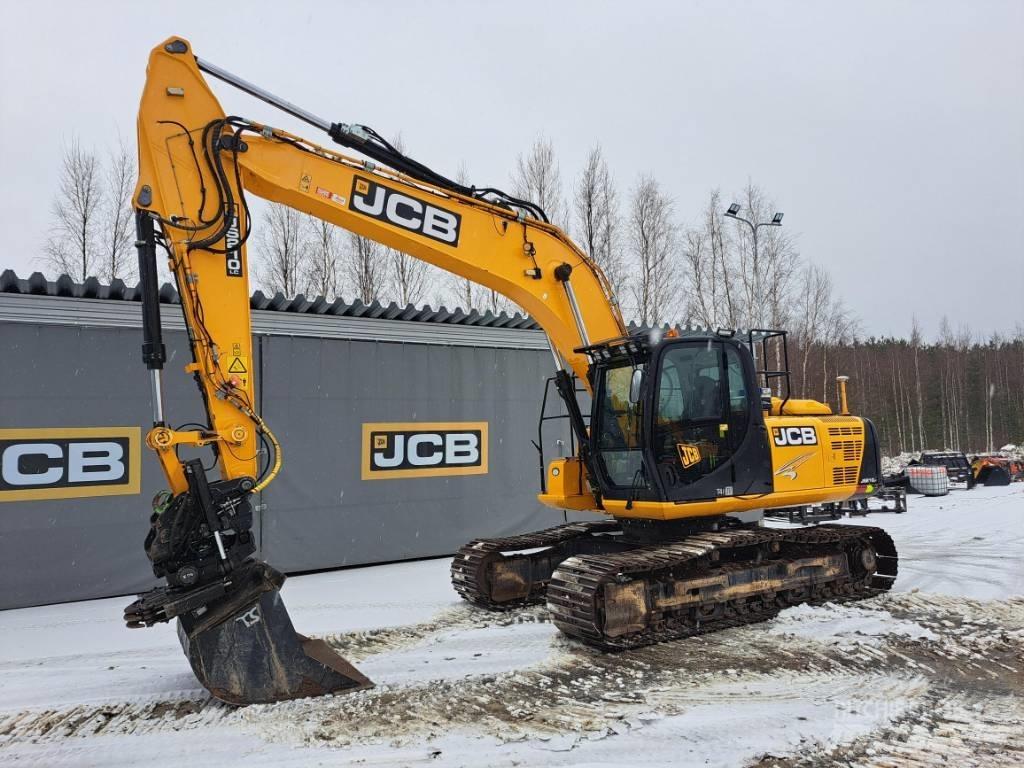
(0, 272, 576, 610)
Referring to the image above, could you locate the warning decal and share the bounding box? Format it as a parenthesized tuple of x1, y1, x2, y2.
(226, 356, 248, 374)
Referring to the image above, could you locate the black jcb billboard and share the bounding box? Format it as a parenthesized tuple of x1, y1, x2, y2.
(0, 428, 141, 502)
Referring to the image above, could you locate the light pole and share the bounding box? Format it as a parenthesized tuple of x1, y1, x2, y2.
(724, 203, 784, 328)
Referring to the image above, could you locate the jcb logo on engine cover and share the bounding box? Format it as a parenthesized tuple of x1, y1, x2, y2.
(772, 426, 819, 447)
(0, 428, 141, 502)
(350, 176, 461, 246)
(362, 422, 487, 480)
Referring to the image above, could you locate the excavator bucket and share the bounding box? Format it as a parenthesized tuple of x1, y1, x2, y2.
(126, 561, 372, 706)
(178, 589, 372, 706)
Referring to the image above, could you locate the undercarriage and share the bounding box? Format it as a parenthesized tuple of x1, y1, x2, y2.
(451, 520, 897, 650)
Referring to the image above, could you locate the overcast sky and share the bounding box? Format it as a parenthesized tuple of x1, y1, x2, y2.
(1, 0, 1021, 339)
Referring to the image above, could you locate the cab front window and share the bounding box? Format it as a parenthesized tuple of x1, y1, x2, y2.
(652, 342, 751, 486)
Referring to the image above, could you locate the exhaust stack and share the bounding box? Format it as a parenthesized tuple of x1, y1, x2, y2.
(836, 375, 851, 416)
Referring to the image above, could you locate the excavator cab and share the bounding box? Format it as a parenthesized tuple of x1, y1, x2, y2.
(586, 333, 774, 506)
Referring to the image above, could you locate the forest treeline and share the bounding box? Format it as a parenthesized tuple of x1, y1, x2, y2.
(786, 329, 1024, 455)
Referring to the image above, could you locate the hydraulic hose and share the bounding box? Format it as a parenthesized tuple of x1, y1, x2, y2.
(252, 417, 282, 493)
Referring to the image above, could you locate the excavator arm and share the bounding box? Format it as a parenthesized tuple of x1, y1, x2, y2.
(126, 36, 623, 706)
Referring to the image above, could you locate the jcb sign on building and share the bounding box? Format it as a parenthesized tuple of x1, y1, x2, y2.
(362, 422, 488, 480)
(0, 428, 141, 501)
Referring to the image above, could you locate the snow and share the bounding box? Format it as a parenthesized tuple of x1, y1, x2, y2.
(357, 622, 560, 686)
(839, 484, 1024, 599)
(1, 485, 1022, 767)
(768, 602, 938, 646)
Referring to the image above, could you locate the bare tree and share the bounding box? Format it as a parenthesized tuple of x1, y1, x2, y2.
(45, 139, 103, 280)
(910, 317, 926, 449)
(255, 202, 308, 296)
(794, 264, 833, 395)
(729, 183, 799, 328)
(573, 145, 624, 298)
(385, 134, 432, 305)
(511, 135, 565, 227)
(98, 140, 137, 283)
(305, 218, 343, 298)
(681, 189, 740, 328)
(627, 175, 678, 325)
(819, 293, 858, 404)
(345, 230, 386, 304)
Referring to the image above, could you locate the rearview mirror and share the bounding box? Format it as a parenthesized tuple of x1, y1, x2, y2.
(629, 368, 644, 404)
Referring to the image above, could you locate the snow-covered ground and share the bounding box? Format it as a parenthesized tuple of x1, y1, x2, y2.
(1, 485, 1022, 767)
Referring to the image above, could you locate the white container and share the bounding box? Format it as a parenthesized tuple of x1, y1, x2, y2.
(907, 465, 949, 496)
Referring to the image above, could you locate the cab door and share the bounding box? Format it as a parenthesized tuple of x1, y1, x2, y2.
(648, 338, 773, 502)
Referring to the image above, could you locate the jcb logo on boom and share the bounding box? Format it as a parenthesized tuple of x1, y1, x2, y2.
(0, 428, 141, 502)
(772, 426, 819, 447)
(362, 422, 487, 480)
(350, 177, 461, 246)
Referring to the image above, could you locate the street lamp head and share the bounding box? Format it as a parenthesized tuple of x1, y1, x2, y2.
(726, 203, 741, 217)
(771, 212, 784, 225)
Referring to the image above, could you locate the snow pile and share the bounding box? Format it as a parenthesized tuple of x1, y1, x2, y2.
(882, 451, 918, 475)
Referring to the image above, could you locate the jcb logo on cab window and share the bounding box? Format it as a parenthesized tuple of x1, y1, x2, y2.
(772, 426, 819, 447)
(676, 443, 702, 468)
(350, 176, 462, 246)
(0, 428, 141, 502)
(362, 422, 487, 480)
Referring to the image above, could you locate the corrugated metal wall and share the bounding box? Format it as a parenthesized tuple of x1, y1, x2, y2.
(0, 294, 572, 609)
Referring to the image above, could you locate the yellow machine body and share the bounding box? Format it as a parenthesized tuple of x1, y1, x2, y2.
(540, 413, 874, 519)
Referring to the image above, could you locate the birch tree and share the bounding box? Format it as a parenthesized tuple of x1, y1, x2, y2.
(627, 175, 677, 325)
(729, 183, 799, 328)
(573, 145, 624, 298)
(255, 202, 308, 296)
(794, 264, 832, 395)
(911, 317, 926, 448)
(346, 230, 386, 304)
(45, 139, 103, 281)
(305, 218, 343, 298)
(681, 189, 740, 328)
(98, 141, 137, 283)
(511, 135, 565, 227)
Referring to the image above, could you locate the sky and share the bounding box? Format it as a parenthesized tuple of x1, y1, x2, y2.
(0, 0, 1021, 339)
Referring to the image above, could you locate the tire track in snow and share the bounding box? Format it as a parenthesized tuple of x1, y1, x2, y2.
(760, 688, 1024, 767)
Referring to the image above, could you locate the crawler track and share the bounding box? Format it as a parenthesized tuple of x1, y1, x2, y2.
(547, 524, 897, 650)
(450, 520, 622, 609)
(451, 519, 897, 650)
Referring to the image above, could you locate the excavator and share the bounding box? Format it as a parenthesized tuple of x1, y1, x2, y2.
(124, 37, 898, 706)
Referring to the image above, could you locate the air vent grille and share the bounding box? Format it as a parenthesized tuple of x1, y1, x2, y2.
(830, 440, 862, 463)
(832, 466, 859, 486)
